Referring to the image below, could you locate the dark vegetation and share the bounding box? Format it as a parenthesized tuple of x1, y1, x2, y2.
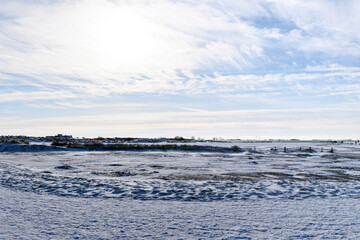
(51, 140, 245, 153)
(0, 136, 29, 144)
(0, 135, 348, 154)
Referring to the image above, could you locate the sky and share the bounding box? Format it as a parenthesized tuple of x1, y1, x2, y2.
(0, 0, 360, 139)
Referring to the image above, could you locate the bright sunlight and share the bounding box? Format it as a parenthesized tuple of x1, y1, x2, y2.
(78, 2, 163, 72)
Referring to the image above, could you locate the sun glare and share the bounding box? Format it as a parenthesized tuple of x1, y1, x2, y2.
(80, 4, 161, 72)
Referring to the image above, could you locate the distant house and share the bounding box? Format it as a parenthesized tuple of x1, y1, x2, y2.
(56, 134, 73, 139)
(342, 140, 357, 145)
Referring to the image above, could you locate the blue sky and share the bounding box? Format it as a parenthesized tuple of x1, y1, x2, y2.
(1, 0, 360, 139)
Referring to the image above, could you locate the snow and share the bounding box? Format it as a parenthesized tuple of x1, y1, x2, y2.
(1, 140, 360, 238)
(1, 187, 360, 239)
(0, 142, 67, 152)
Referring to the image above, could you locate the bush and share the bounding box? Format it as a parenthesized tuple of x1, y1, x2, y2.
(231, 145, 241, 152)
(51, 141, 67, 146)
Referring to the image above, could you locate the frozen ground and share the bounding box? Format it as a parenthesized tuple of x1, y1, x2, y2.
(1, 186, 360, 239)
(1, 140, 360, 238)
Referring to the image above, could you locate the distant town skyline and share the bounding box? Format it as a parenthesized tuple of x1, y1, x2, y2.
(1, 0, 360, 139)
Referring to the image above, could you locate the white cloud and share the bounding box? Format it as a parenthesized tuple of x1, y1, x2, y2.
(305, 64, 360, 73)
(1, 0, 358, 98)
(1, 0, 360, 138)
(1, 64, 359, 106)
(267, 0, 360, 55)
(2, 108, 360, 139)
(0, 90, 76, 102)
(0, 0, 266, 95)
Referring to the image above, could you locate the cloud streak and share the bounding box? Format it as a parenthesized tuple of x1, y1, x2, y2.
(1, 0, 359, 96)
(0, 0, 264, 87)
(2, 108, 360, 139)
(0, 0, 359, 138)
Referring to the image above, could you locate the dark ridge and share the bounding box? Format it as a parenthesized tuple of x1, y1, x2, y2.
(55, 165, 75, 170)
(52, 141, 245, 153)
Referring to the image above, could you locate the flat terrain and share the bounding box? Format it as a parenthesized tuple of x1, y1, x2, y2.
(1, 140, 360, 238)
(1, 186, 360, 239)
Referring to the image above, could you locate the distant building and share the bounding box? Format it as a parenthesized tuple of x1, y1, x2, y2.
(342, 140, 357, 145)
